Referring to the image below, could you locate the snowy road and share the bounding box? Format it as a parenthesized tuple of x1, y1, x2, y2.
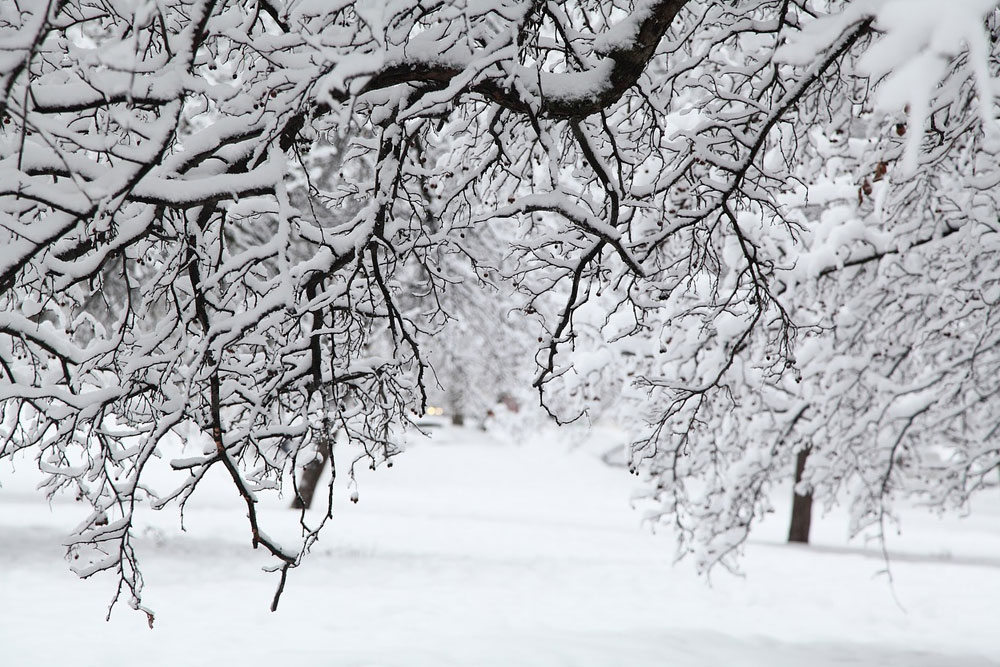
(2, 427, 998, 666)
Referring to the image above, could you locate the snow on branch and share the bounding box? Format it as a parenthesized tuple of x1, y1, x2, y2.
(2, 0, 999, 616)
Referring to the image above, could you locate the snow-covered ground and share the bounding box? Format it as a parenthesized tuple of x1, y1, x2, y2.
(1, 426, 998, 666)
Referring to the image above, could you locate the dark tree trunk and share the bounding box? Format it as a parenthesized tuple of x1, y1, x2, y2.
(788, 447, 814, 544)
(290, 446, 330, 510)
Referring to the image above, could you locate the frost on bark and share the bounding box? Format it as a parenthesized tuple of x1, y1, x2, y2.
(1, 0, 999, 614)
(788, 447, 813, 544)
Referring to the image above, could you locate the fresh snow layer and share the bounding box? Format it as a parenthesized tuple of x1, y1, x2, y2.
(1, 426, 998, 666)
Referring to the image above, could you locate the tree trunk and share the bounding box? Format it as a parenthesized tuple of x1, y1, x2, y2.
(290, 446, 330, 510)
(788, 447, 814, 544)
